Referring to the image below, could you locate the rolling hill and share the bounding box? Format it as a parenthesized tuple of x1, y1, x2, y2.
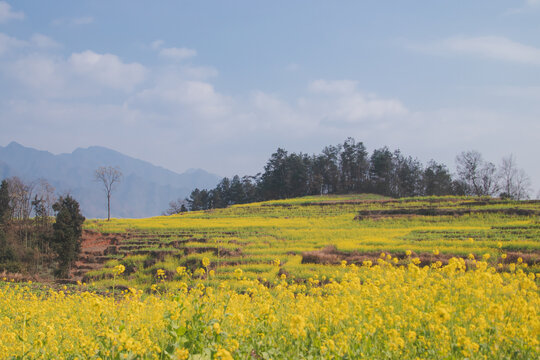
(0, 142, 220, 218)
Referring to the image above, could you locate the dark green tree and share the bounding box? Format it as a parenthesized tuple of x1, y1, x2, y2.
(0, 179, 10, 224)
(229, 175, 245, 204)
(369, 147, 394, 196)
(50, 195, 85, 278)
(423, 160, 453, 196)
(260, 148, 289, 199)
(339, 138, 369, 193)
(392, 151, 423, 197)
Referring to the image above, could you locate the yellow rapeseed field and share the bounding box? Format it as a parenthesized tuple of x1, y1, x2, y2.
(1, 257, 538, 359)
(1, 195, 539, 359)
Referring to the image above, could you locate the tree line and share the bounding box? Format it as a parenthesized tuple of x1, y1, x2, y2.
(0, 177, 84, 277)
(166, 138, 532, 213)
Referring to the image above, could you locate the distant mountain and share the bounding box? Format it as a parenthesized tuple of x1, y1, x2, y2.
(0, 142, 220, 218)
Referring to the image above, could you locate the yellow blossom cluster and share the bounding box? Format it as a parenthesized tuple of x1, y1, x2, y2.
(1, 258, 538, 359)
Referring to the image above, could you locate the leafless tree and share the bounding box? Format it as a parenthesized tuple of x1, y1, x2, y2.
(163, 198, 188, 215)
(456, 150, 498, 196)
(5, 177, 37, 247)
(498, 155, 531, 200)
(6, 177, 35, 221)
(32, 179, 56, 218)
(94, 166, 122, 221)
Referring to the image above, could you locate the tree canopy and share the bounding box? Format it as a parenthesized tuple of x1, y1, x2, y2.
(51, 195, 85, 277)
(181, 138, 533, 212)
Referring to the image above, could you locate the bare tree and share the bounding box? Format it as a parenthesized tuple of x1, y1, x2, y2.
(513, 169, 532, 200)
(94, 166, 122, 221)
(456, 150, 498, 196)
(163, 198, 188, 215)
(6, 176, 35, 220)
(32, 179, 56, 218)
(498, 155, 531, 200)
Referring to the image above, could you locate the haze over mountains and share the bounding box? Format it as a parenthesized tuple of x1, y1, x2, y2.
(0, 142, 220, 218)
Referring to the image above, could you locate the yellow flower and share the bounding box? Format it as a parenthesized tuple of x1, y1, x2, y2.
(202, 257, 210, 267)
(433, 249, 439, 256)
(482, 253, 490, 261)
(501, 254, 507, 260)
(273, 258, 281, 266)
(213, 322, 221, 334)
(174, 347, 189, 360)
(517, 257, 523, 264)
(215, 347, 233, 360)
(405, 250, 412, 256)
(468, 253, 475, 260)
(113, 264, 125, 275)
(176, 266, 186, 276)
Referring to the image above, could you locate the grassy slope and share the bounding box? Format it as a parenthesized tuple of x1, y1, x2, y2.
(82, 195, 540, 290)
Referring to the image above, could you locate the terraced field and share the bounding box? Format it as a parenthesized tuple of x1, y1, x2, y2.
(2, 195, 539, 359)
(80, 195, 540, 291)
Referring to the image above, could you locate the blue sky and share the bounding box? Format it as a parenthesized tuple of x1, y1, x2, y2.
(1, 1, 539, 195)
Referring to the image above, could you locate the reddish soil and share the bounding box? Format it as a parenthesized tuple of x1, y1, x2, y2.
(302, 245, 539, 267)
(70, 230, 127, 280)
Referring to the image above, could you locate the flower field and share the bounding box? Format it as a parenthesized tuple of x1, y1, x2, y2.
(1, 195, 539, 359)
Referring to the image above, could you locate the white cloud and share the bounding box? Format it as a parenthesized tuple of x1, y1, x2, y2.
(159, 47, 197, 61)
(527, 0, 540, 4)
(30, 34, 61, 49)
(306, 79, 408, 122)
(8, 55, 67, 95)
(68, 51, 147, 91)
(71, 16, 94, 25)
(0, 33, 60, 56)
(129, 78, 232, 121)
(5, 49, 147, 97)
(309, 79, 358, 94)
(0, 32, 26, 55)
(0, 1, 24, 23)
(52, 16, 94, 26)
(151, 40, 197, 61)
(151, 40, 164, 50)
(418, 36, 540, 65)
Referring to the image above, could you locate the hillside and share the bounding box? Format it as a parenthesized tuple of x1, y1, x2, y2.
(2, 194, 539, 359)
(0, 142, 220, 218)
(79, 194, 540, 287)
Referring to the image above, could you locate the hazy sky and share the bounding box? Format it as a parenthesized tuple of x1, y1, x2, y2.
(1, 1, 539, 194)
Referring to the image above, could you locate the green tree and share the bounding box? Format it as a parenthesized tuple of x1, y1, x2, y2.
(51, 195, 85, 278)
(339, 138, 369, 193)
(0, 179, 10, 224)
(423, 160, 453, 196)
(370, 147, 394, 196)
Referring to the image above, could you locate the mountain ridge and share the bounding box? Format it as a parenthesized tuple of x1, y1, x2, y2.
(0, 142, 220, 218)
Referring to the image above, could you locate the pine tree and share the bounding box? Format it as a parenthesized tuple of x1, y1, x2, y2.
(51, 195, 85, 278)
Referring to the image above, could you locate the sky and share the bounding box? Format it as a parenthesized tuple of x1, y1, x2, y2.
(0, 1, 539, 195)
